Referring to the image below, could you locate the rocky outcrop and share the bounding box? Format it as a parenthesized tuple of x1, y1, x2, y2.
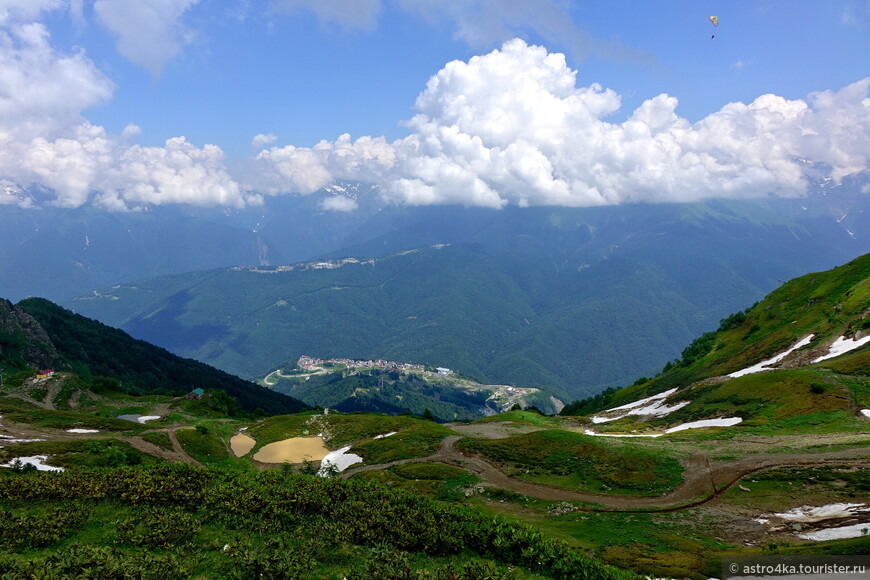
(0, 299, 63, 371)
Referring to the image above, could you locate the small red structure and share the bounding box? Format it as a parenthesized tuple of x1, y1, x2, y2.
(35, 369, 54, 379)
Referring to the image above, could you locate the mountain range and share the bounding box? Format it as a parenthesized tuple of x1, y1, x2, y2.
(2, 172, 868, 304)
(63, 176, 870, 399)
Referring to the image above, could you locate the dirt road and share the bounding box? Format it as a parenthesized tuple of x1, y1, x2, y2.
(123, 428, 202, 466)
(341, 435, 870, 512)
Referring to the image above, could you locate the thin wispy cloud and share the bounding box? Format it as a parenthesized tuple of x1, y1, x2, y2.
(93, 0, 200, 76)
(271, 0, 651, 64)
(269, 0, 381, 31)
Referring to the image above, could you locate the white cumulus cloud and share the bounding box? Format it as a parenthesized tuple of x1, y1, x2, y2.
(0, 23, 868, 213)
(241, 133, 396, 196)
(247, 39, 870, 209)
(320, 195, 358, 212)
(0, 22, 114, 138)
(100, 137, 250, 209)
(0, 16, 258, 211)
(251, 133, 278, 150)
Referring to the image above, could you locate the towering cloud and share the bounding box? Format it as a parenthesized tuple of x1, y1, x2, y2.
(0, 17, 867, 211)
(252, 40, 870, 208)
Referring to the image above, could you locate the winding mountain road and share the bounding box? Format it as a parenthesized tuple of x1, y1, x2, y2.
(341, 434, 870, 512)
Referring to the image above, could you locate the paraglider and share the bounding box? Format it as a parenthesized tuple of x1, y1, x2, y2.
(709, 15, 718, 38)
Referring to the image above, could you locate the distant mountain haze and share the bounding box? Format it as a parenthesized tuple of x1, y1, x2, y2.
(62, 177, 870, 399)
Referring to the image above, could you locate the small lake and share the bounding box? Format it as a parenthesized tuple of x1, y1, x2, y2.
(230, 433, 256, 457)
(252, 436, 329, 464)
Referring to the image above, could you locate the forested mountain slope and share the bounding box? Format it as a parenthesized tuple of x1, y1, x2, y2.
(1, 297, 307, 415)
(68, 198, 868, 399)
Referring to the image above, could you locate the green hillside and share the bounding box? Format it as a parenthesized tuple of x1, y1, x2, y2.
(66, 200, 866, 400)
(2, 297, 307, 416)
(2, 250, 869, 579)
(562, 253, 870, 433)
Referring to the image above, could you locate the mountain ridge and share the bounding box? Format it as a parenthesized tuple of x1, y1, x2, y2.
(65, 199, 870, 399)
(563, 253, 870, 433)
(0, 297, 308, 416)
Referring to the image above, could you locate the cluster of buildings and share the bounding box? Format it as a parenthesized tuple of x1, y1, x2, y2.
(233, 257, 376, 275)
(297, 355, 450, 375)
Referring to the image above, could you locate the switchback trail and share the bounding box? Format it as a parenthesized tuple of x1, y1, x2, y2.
(341, 435, 870, 512)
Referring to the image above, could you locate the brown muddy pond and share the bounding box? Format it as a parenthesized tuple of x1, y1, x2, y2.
(230, 433, 256, 457)
(252, 436, 329, 463)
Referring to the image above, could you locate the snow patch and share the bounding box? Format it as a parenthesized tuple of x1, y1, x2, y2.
(1, 455, 64, 472)
(137, 416, 161, 424)
(373, 431, 397, 439)
(583, 429, 663, 438)
(811, 335, 870, 364)
(774, 503, 870, 523)
(591, 388, 689, 423)
(861, 410, 870, 418)
(66, 429, 99, 434)
(728, 335, 814, 378)
(798, 523, 870, 541)
(0, 435, 46, 443)
(318, 446, 362, 476)
(665, 417, 743, 433)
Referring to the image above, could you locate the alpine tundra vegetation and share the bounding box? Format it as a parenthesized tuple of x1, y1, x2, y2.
(1, 2, 869, 578)
(2, 254, 870, 578)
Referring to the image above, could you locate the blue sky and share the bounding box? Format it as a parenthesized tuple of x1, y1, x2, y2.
(1, 1, 869, 210)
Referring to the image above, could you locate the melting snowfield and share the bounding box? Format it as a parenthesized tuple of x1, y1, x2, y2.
(665, 417, 743, 433)
(798, 523, 870, 541)
(318, 446, 363, 476)
(774, 503, 870, 522)
(0, 455, 64, 471)
(590, 388, 689, 423)
(0, 435, 46, 444)
(117, 414, 161, 424)
(583, 430, 663, 438)
(861, 409, 870, 418)
(67, 429, 99, 434)
(373, 432, 397, 439)
(583, 416, 743, 437)
(756, 503, 870, 542)
(812, 335, 870, 363)
(728, 335, 814, 378)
